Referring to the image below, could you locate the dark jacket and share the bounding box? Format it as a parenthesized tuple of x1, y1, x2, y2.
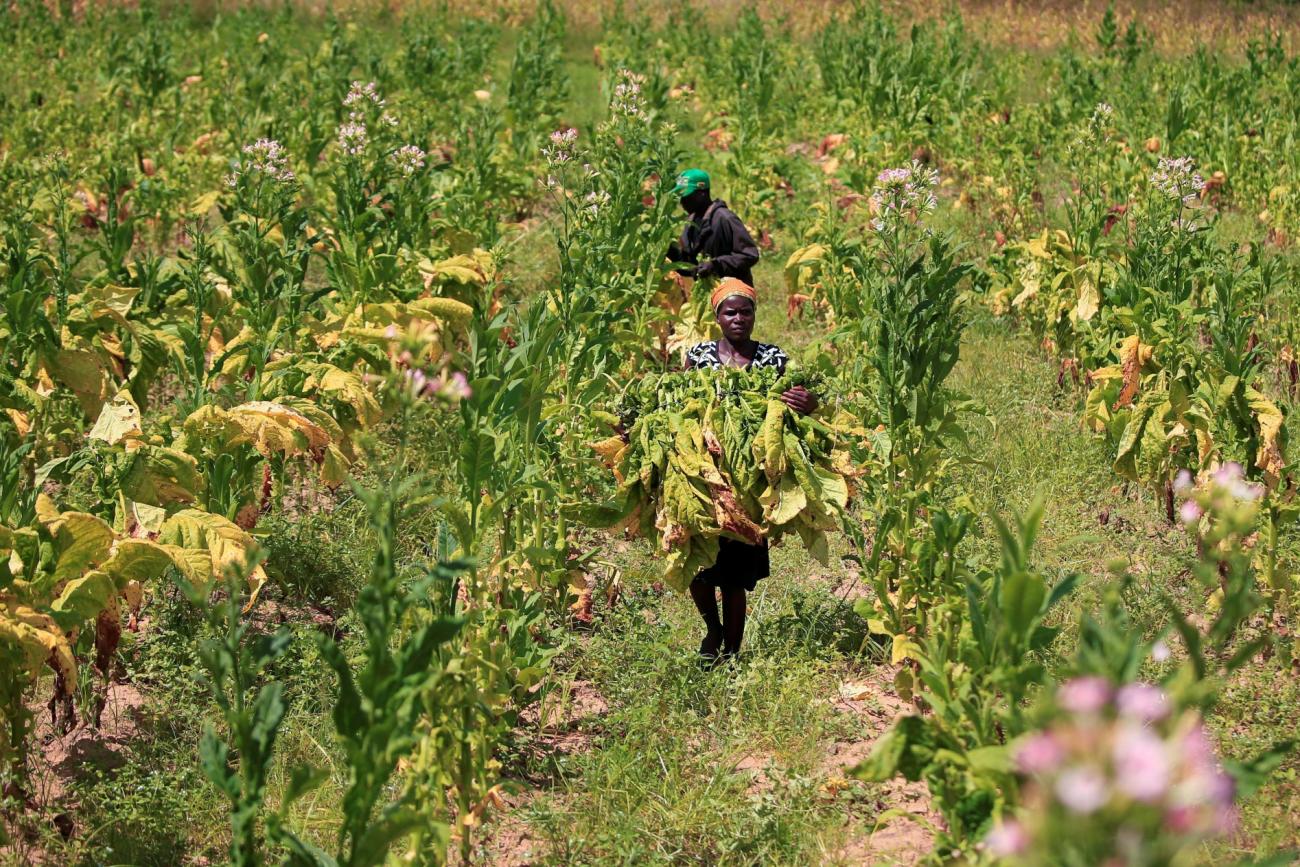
(669, 199, 760, 287)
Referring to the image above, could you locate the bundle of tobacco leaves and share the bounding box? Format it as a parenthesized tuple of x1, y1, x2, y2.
(588, 366, 856, 591)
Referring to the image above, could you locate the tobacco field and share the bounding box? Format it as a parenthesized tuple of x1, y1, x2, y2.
(2, 0, 1300, 864)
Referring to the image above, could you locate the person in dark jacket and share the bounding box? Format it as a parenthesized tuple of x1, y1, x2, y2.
(667, 168, 760, 287)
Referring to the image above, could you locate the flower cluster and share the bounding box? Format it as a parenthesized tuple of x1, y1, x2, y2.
(582, 189, 611, 216)
(405, 368, 472, 403)
(869, 161, 939, 232)
(337, 81, 397, 159)
(610, 69, 648, 120)
(225, 138, 295, 188)
(542, 127, 578, 167)
(985, 679, 1236, 862)
(1150, 156, 1206, 205)
(1174, 461, 1263, 527)
(344, 80, 385, 114)
(336, 121, 369, 157)
(389, 144, 426, 177)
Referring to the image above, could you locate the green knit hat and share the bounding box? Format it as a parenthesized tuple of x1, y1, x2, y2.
(672, 168, 710, 199)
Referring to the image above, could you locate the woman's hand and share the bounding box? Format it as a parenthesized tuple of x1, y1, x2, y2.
(780, 386, 818, 415)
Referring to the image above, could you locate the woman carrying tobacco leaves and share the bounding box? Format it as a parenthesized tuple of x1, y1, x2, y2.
(684, 277, 818, 662)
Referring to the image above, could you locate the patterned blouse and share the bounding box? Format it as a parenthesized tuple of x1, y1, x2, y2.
(685, 341, 788, 374)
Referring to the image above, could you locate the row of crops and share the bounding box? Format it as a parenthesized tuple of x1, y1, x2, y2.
(2, 0, 1299, 862)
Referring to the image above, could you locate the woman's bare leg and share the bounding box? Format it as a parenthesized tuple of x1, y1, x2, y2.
(689, 579, 724, 657)
(721, 588, 747, 657)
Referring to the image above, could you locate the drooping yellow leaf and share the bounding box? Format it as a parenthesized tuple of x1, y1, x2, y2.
(80, 283, 140, 325)
(1114, 334, 1153, 409)
(45, 346, 112, 417)
(1246, 386, 1285, 483)
(0, 603, 78, 693)
(88, 388, 144, 447)
(408, 296, 475, 327)
(591, 436, 628, 470)
(157, 510, 266, 604)
(1074, 278, 1099, 322)
(122, 446, 202, 506)
(891, 633, 921, 665)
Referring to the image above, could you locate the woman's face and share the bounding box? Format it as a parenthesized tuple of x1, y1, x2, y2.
(716, 296, 755, 344)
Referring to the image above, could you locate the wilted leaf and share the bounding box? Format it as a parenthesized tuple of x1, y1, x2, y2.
(88, 388, 144, 447)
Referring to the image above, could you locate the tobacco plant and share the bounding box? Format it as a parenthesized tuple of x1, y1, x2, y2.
(843, 163, 976, 642)
(185, 555, 292, 867)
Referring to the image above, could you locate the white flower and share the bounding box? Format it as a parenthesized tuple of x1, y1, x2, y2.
(390, 144, 426, 176)
(542, 127, 579, 167)
(337, 121, 369, 156)
(582, 189, 611, 215)
(870, 160, 939, 231)
(1151, 156, 1206, 205)
(344, 80, 385, 109)
(231, 138, 295, 184)
(611, 69, 649, 119)
(1055, 767, 1109, 814)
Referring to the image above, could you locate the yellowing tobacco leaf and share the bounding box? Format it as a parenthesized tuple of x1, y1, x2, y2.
(419, 252, 492, 288)
(1074, 278, 1099, 322)
(121, 446, 202, 507)
(45, 345, 112, 418)
(182, 402, 330, 460)
(88, 388, 144, 448)
(158, 509, 267, 604)
(299, 363, 382, 428)
(762, 472, 808, 526)
(1113, 335, 1153, 409)
(591, 436, 627, 470)
(0, 603, 78, 694)
(891, 633, 922, 665)
(409, 296, 474, 327)
(784, 243, 826, 296)
(35, 498, 115, 585)
(1246, 386, 1285, 483)
(79, 283, 140, 325)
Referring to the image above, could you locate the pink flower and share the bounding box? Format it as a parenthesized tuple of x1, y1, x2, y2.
(983, 820, 1029, 856)
(1055, 767, 1109, 814)
(1116, 683, 1170, 723)
(1172, 469, 1195, 495)
(1016, 732, 1065, 774)
(1212, 462, 1244, 485)
(1150, 640, 1171, 662)
(1179, 499, 1203, 525)
(1113, 725, 1171, 802)
(1058, 676, 1112, 714)
(442, 371, 473, 400)
(405, 368, 428, 395)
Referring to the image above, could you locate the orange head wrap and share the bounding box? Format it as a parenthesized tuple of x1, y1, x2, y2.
(710, 277, 757, 313)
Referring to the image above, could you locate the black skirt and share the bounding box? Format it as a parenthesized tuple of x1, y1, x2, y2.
(693, 537, 770, 592)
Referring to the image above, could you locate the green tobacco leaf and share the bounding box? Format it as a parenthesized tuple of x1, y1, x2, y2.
(1001, 570, 1046, 637)
(851, 715, 933, 783)
(351, 808, 425, 867)
(200, 727, 240, 799)
(1225, 740, 1295, 801)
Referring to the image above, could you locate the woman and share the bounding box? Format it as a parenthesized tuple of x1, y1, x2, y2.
(684, 277, 818, 661)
